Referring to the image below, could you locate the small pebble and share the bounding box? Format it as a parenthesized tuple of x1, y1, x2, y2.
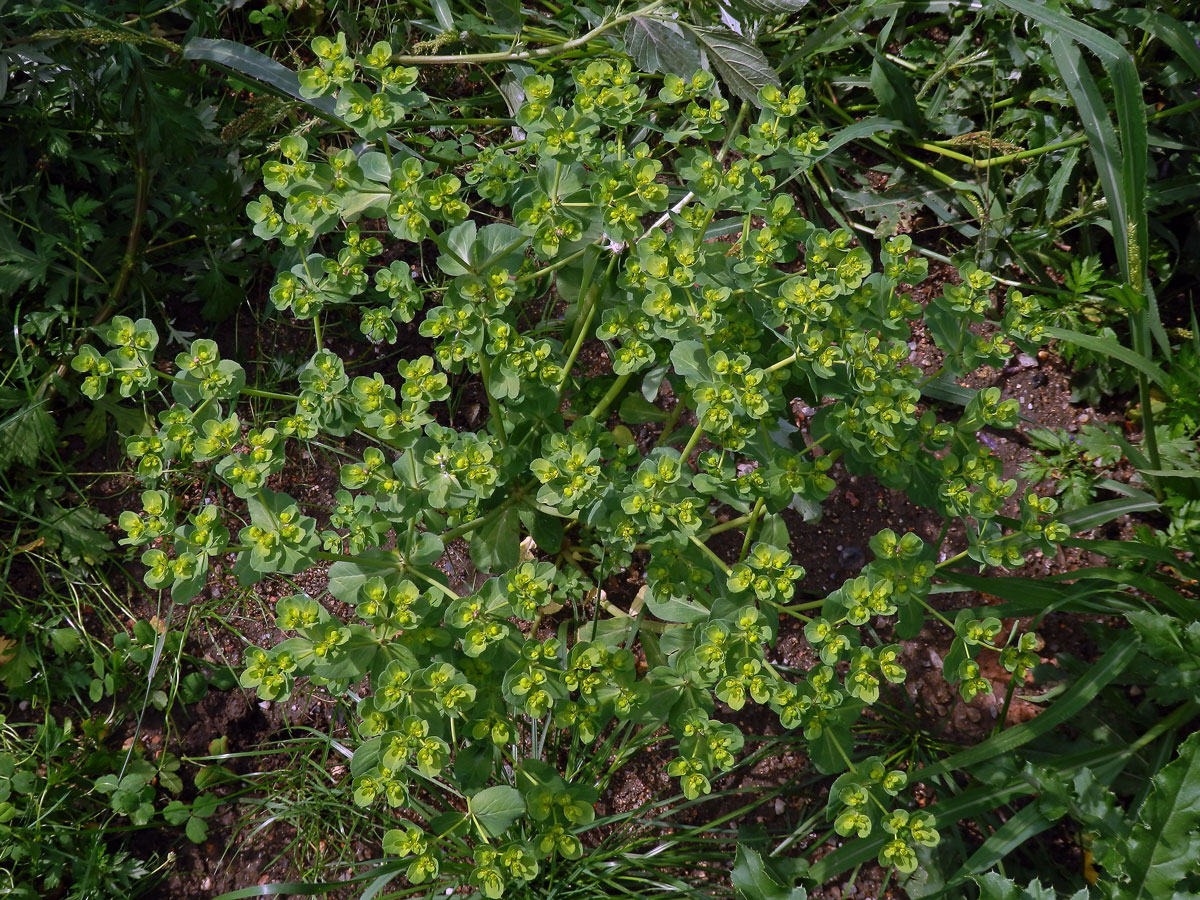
(1017, 353, 1037, 367)
(839, 545, 866, 570)
(1033, 373, 1049, 388)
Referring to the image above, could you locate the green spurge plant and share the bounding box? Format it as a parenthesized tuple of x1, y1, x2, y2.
(76, 35, 1071, 894)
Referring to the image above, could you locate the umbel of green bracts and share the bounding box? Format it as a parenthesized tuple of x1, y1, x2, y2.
(74, 32, 1063, 896)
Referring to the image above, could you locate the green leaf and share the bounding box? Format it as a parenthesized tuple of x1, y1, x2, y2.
(183, 39, 338, 121)
(995, 0, 1164, 349)
(1120, 731, 1200, 900)
(732, 844, 807, 900)
(1044, 326, 1169, 390)
(807, 116, 903, 169)
(732, 0, 812, 12)
(182, 39, 420, 160)
(686, 25, 780, 106)
(807, 631, 1141, 883)
(643, 588, 710, 624)
(485, 0, 523, 32)
(951, 803, 1056, 889)
(327, 551, 405, 603)
(1056, 494, 1160, 533)
(436, 221, 477, 276)
(869, 57, 920, 132)
(467, 785, 525, 838)
(523, 509, 563, 554)
(469, 505, 521, 573)
(975, 873, 1086, 900)
(0, 402, 55, 473)
(43, 503, 113, 566)
(162, 799, 190, 826)
(670, 340, 710, 382)
(619, 392, 670, 424)
(185, 815, 210, 843)
(1106, 9, 1200, 79)
(624, 16, 702, 77)
(408, 531, 444, 566)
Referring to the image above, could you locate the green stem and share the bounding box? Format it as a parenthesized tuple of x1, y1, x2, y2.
(738, 498, 765, 563)
(588, 371, 633, 420)
(515, 242, 598, 285)
(688, 533, 731, 577)
(913, 135, 1088, 169)
(993, 670, 1020, 735)
(916, 595, 956, 631)
(390, 0, 667, 64)
(936, 549, 969, 570)
(679, 422, 705, 460)
(404, 117, 513, 127)
(653, 400, 687, 447)
(41, 151, 150, 402)
(778, 598, 826, 613)
(1130, 312, 1163, 499)
(406, 565, 461, 601)
(557, 256, 617, 398)
(440, 486, 527, 543)
(632, 511, 755, 552)
(764, 351, 798, 374)
(241, 386, 298, 402)
(476, 354, 509, 447)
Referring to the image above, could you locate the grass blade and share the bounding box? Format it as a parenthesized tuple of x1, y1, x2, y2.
(1044, 325, 1169, 389)
(806, 632, 1140, 884)
(1107, 9, 1200, 79)
(183, 38, 339, 120)
(1056, 493, 1160, 532)
(996, 0, 1166, 352)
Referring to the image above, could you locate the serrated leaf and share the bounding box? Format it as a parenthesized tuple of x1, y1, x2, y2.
(42, 503, 113, 566)
(1120, 731, 1200, 900)
(467, 785, 525, 838)
(975, 873, 1085, 900)
(0, 402, 55, 473)
(728, 0, 812, 13)
(624, 16, 702, 77)
(687, 24, 780, 106)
